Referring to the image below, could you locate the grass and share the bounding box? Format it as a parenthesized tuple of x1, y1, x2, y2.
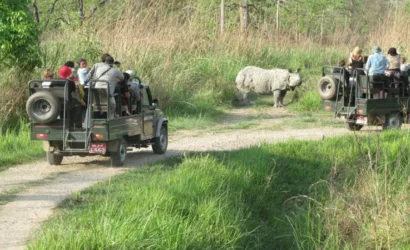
(28, 130, 410, 249)
(0, 126, 43, 171)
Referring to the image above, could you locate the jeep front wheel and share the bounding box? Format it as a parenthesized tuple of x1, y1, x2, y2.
(152, 126, 168, 154)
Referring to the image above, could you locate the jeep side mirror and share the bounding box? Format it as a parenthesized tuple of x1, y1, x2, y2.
(152, 98, 159, 107)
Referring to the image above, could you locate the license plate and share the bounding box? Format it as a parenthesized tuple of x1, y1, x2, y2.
(89, 143, 106, 154)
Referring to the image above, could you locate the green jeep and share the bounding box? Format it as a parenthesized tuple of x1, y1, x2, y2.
(318, 66, 410, 130)
(26, 77, 168, 166)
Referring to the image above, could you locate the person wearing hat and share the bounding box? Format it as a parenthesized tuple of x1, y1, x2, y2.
(348, 46, 365, 73)
(366, 46, 389, 99)
(58, 65, 85, 128)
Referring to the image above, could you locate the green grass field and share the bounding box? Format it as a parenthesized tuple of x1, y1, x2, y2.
(0, 127, 43, 171)
(28, 131, 410, 249)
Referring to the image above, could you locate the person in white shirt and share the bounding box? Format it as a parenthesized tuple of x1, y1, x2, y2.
(400, 57, 410, 75)
(77, 58, 88, 85)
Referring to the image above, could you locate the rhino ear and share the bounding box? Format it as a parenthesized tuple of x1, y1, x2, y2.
(296, 68, 301, 73)
(288, 69, 293, 73)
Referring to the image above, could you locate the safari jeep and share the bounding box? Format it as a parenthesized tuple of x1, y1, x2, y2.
(318, 66, 410, 131)
(26, 77, 168, 166)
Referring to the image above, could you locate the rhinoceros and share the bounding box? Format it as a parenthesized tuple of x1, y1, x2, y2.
(235, 66, 302, 107)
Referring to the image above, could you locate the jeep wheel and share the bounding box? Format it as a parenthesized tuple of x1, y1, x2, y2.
(110, 137, 127, 166)
(152, 126, 168, 154)
(26, 92, 60, 124)
(345, 122, 363, 131)
(318, 76, 338, 100)
(383, 113, 403, 130)
(47, 152, 63, 165)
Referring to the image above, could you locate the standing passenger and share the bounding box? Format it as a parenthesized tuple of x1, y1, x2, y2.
(348, 46, 365, 74)
(386, 47, 401, 83)
(366, 46, 389, 99)
(77, 58, 88, 85)
(93, 56, 124, 118)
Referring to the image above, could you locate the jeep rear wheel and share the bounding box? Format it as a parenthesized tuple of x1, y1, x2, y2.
(383, 113, 402, 130)
(345, 122, 363, 131)
(110, 137, 127, 166)
(47, 152, 63, 165)
(152, 126, 168, 154)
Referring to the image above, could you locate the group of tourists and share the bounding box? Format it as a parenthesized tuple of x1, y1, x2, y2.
(40, 53, 141, 126)
(336, 45, 410, 99)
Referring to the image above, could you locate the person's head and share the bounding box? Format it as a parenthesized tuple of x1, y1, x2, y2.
(123, 72, 130, 83)
(401, 57, 406, 64)
(78, 58, 87, 68)
(352, 46, 362, 56)
(105, 56, 115, 66)
(388, 47, 398, 56)
(42, 68, 54, 80)
(59, 65, 73, 79)
(372, 45, 382, 54)
(64, 61, 75, 68)
(114, 61, 121, 69)
(338, 59, 346, 67)
(101, 53, 111, 63)
(125, 70, 135, 81)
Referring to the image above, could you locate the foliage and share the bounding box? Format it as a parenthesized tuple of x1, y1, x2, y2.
(0, 122, 43, 170)
(0, 0, 41, 70)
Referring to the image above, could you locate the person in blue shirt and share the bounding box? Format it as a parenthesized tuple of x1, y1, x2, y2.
(366, 46, 389, 98)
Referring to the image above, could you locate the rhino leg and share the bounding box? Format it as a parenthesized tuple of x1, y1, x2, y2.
(278, 90, 287, 107)
(273, 90, 281, 107)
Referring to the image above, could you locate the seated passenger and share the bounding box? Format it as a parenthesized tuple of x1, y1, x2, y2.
(118, 73, 131, 116)
(42, 68, 54, 80)
(125, 70, 141, 103)
(333, 59, 350, 84)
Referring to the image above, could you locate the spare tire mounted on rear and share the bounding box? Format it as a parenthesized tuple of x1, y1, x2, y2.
(26, 92, 60, 124)
(318, 76, 338, 100)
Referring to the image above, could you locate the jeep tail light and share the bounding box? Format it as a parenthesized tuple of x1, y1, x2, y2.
(92, 134, 104, 140)
(36, 134, 48, 139)
(325, 106, 332, 111)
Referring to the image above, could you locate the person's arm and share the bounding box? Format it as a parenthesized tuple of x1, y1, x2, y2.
(366, 55, 371, 70)
(115, 69, 124, 82)
(86, 64, 97, 81)
(385, 57, 390, 69)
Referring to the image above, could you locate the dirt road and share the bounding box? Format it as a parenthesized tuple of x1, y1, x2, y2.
(0, 108, 353, 249)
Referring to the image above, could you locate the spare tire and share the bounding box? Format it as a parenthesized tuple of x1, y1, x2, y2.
(26, 92, 60, 124)
(318, 76, 338, 100)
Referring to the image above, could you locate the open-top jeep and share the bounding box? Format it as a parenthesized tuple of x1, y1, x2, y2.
(26, 76, 168, 166)
(318, 66, 410, 130)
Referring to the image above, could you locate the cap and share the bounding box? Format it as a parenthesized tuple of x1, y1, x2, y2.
(372, 45, 381, 53)
(59, 66, 72, 79)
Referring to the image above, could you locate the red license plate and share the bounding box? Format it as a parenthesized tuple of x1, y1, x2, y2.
(89, 143, 106, 154)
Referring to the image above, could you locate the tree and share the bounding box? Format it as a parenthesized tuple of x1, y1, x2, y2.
(239, 0, 250, 32)
(0, 0, 41, 70)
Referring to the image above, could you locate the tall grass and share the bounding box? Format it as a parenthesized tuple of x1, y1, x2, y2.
(29, 131, 410, 249)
